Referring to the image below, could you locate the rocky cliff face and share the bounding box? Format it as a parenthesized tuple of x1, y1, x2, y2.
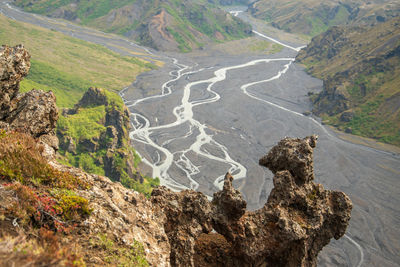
(0, 45, 352, 266)
(57, 86, 155, 194)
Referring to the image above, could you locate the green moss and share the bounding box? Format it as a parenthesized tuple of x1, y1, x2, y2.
(56, 195, 92, 221)
(90, 234, 149, 266)
(57, 106, 106, 141)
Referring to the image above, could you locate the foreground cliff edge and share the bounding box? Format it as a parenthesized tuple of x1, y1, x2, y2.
(0, 45, 352, 266)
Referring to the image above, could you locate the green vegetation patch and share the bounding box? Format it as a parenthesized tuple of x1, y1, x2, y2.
(89, 233, 149, 266)
(0, 131, 91, 232)
(57, 89, 159, 197)
(0, 14, 154, 107)
(58, 106, 106, 141)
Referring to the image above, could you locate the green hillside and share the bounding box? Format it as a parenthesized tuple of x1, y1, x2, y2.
(14, 0, 252, 52)
(249, 0, 400, 37)
(296, 17, 400, 145)
(0, 14, 154, 107)
(0, 14, 159, 193)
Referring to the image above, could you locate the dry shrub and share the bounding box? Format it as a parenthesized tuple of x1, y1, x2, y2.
(0, 231, 85, 266)
(0, 131, 87, 189)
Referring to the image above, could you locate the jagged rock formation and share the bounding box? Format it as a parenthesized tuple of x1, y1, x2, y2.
(0, 45, 59, 157)
(150, 136, 352, 267)
(0, 44, 30, 120)
(0, 45, 352, 266)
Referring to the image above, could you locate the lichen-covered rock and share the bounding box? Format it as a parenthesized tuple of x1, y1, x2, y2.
(152, 186, 213, 267)
(152, 136, 352, 267)
(223, 137, 352, 267)
(7, 89, 58, 137)
(0, 45, 58, 157)
(50, 162, 172, 267)
(0, 45, 31, 120)
(259, 135, 318, 183)
(211, 173, 246, 241)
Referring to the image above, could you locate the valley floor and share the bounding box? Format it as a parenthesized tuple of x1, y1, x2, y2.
(1, 2, 399, 266)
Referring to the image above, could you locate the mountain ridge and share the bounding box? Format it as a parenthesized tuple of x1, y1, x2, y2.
(249, 0, 400, 37)
(13, 0, 252, 52)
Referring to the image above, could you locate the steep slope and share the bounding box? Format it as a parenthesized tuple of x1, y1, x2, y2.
(210, 0, 251, 5)
(13, 0, 252, 52)
(0, 14, 154, 107)
(0, 15, 159, 193)
(57, 87, 160, 197)
(249, 0, 400, 37)
(296, 17, 400, 145)
(1, 44, 352, 267)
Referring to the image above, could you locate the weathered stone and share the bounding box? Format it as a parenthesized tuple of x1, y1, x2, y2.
(38, 134, 59, 159)
(104, 126, 118, 149)
(212, 173, 246, 241)
(152, 186, 213, 267)
(76, 87, 108, 108)
(0, 45, 59, 157)
(79, 137, 99, 153)
(340, 111, 354, 122)
(259, 135, 318, 184)
(7, 89, 58, 137)
(0, 45, 31, 120)
(153, 136, 352, 267)
(105, 107, 130, 146)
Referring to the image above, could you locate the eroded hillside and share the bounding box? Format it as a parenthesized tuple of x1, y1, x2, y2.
(249, 0, 400, 37)
(13, 0, 252, 52)
(296, 17, 400, 145)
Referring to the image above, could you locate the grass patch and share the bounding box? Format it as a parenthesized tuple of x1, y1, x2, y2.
(0, 14, 154, 108)
(57, 106, 106, 141)
(89, 233, 149, 266)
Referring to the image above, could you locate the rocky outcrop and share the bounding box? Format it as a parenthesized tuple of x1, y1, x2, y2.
(76, 86, 108, 108)
(152, 135, 352, 267)
(57, 86, 142, 186)
(50, 162, 171, 266)
(0, 45, 59, 156)
(0, 44, 352, 266)
(0, 44, 31, 120)
(6, 89, 58, 137)
(152, 187, 213, 267)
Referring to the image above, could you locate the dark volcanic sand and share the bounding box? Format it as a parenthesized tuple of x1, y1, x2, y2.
(1, 2, 399, 266)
